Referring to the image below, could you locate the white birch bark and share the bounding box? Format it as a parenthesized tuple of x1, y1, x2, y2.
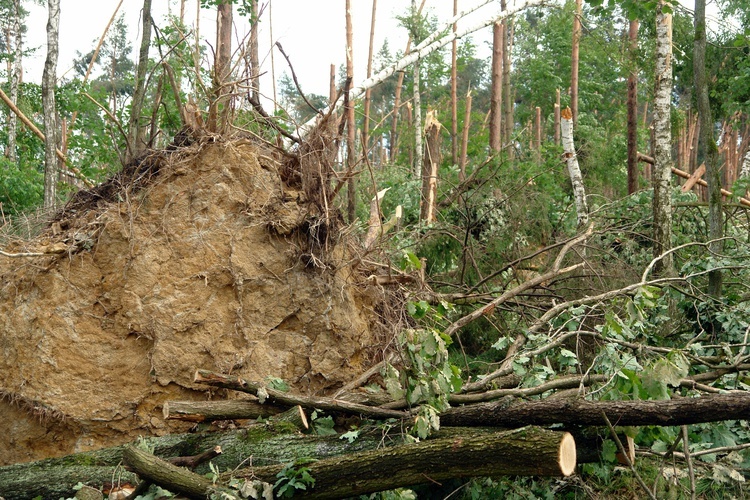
(740, 149, 750, 179)
(296, 0, 545, 140)
(652, 1, 673, 274)
(561, 108, 588, 227)
(7, 0, 23, 163)
(42, 0, 60, 210)
(411, 0, 423, 179)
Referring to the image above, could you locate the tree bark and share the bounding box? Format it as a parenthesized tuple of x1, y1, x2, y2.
(561, 107, 589, 227)
(501, 1, 513, 150)
(163, 398, 287, 422)
(459, 89, 472, 180)
(229, 427, 576, 499)
(451, 0, 459, 165)
(345, 0, 357, 222)
(571, 0, 582, 125)
(411, 0, 423, 179)
(489, 21, 503, 151)
(123, 445, 215, 499)
(652, 1, 674, 275)
(627, 19, 640, 194)
(126, 0, 153, 163)
(249, 0, 260, 102)
(42, 0, 60, 210)
(441, 392, 750, 428)
(362, 0, 377, 157)
(5, 0, 23, 163)
(694, 0, 723, 297)
(209, 0, 232, 133)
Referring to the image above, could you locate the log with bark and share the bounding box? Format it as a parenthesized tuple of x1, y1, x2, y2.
(121, 427, 576, 500)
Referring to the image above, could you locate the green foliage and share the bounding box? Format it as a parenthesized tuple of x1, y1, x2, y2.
(274, 462, 316, 498)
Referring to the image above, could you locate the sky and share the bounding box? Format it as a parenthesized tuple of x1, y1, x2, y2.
(22, 0, 732, 102)
(23, 0, 498, 101)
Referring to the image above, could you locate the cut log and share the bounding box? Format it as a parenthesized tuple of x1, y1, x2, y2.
(163, 398, 286, 422)
(193, 369, 407, 419)
(441, 393, 750, 428)
(227, 427, 576, 499)
(120, 427, 576, 499)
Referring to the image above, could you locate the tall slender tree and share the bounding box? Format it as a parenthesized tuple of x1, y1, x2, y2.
(362, 0, 377, 157)
(652, 0, 674, 275)
(694, 0, 723, 297)
(42, 0, 60, 210)
(489, 21, 503, 151)
(5, 0, 23, 163)
(450, 0, 458, 165)
(209, 0, 233, 132)
(411, 0, 423, 178)
(626, 18, 639, 194)
(126, 0, 153, 162)
(345, 0, 356, 222)
(570, 0, 582, 125)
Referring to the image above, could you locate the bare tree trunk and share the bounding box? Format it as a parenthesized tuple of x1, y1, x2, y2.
(451, 0, 458, 165)
(6, 0, 23, 163)
(501, 3, 513, 153)
(127, 0, 153, 162)
(571, 0, 582, 125)
(561, 107, 588, 227)
(268, 0, 277, 112)
(554, 88, 560, 146)
(459, 89, 472, 180)
(42, 0, 60, 210)
(329, 63, 336, 103)
(362, 0, 377, 158)
(652, 1, 674, 275)
(346, 0, 357, 222)
(741, 149, 750, 180)
(390, 0, 426, 163)
(489, 21, 503, 152)
(411, 0, 423, 179)
(209, 0, 232, 133)
(694, 0, 723, 297)
(249, 0, 259, 102)
(627, 19, 640, 194)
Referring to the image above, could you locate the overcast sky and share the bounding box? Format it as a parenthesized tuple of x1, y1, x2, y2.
(23, 0, 497, 100)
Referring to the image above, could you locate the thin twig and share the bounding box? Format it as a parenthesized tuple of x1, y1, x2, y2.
(681, 425, 696, 500)
(275, 42, 322, 117)
(83, 92, 130, 152)
(601, 411, 657, 500)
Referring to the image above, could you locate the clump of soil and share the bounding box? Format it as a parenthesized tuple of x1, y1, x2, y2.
(0, 137, 385, 465)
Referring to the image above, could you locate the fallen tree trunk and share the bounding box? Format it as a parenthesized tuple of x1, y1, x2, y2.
(441, 392, 750, 428)
(163, 398, 287, 422)
(122, 427, 576, 499)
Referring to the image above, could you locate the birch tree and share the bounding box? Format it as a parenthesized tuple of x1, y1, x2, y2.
(42, 0, 60, 210)
(411, 0, 423, 179)
(694, 0, 723, 297)
(652, 0, 673, 275)
(561, 107, 588, 227)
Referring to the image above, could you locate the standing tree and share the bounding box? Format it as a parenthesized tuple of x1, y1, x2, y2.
(42, 0, 60, 209)
(570, 0, 582, 124)
(450, 0, 458, 164)
(411, 0, 423, 179)
(694, 0, 723, 297)
(345, 0, 356, 222)
(126, 0, 153, 162)
(209, 0, 232, 132)
(5, 0, 23, 163)
(362, 0, 377, 157)
(626, 18, 639, 194)
(652, 0, 674, 275)
(489, 21, 503, 152)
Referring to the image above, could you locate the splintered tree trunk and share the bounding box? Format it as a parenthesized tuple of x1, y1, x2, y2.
(561, 107, 588, 227)
(627, 18, 640, 194)
(42, 0, 60, 210)
(6, 0, 23, 162)
(489, 21, 503, 151)
(362, 0, 377, 156)
(127, 0, 153, 162)
(571, 0, 582, 124)
(345, 0, 357, 222)
(652, 1, 674, 275)
(421, 110, 442, 222)
(451, 0, 458, 164)
(694, 0, 723, 297)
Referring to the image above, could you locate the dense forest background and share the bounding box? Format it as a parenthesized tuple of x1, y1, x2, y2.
(1, 0, 750, 497)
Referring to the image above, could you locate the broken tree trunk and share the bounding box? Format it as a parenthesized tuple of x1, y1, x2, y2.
(420, 110, 442, 222)
(561, 106, 589, 228)
(441, 392, 750, 428)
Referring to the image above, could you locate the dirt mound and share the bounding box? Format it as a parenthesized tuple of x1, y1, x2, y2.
(0, 138, 385, 465)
